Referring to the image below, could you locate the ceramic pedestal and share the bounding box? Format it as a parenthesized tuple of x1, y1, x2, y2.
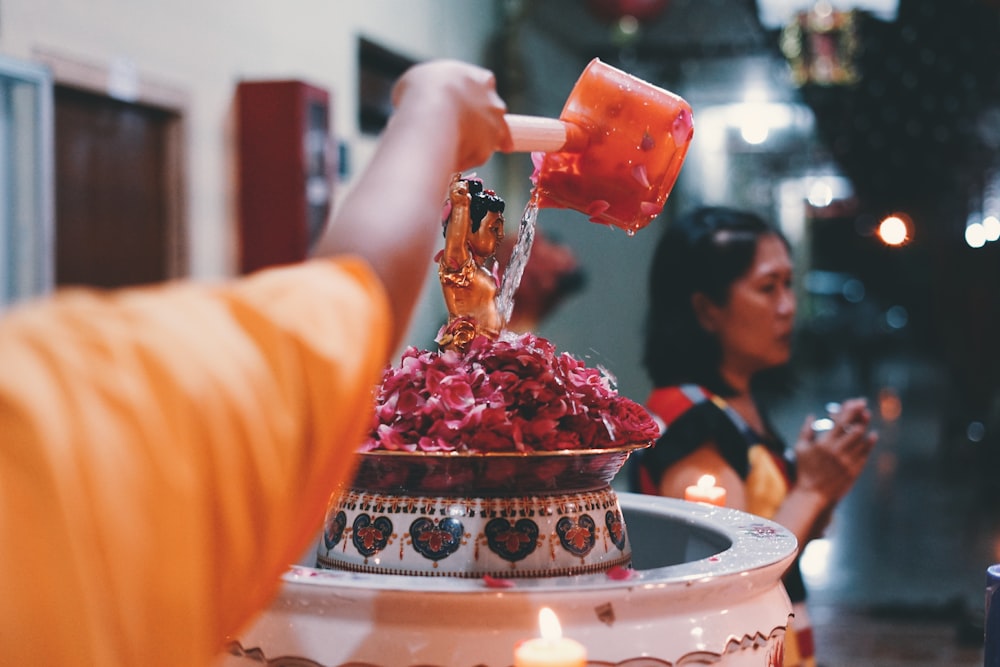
(317, 448, 641, 578)
(225, 494, 797, 667)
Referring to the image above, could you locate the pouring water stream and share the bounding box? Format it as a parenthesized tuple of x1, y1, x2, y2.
(495, 191, 541, 326)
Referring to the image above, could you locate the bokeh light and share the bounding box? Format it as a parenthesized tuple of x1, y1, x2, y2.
(879, 387, 903, 422)
(807, 180, 834, 207)
(877, 214, 909, 246)
(800, 538, 833, 587)
(740, 117, 769, 145)
(984, 215, 1000, 242)
(965, 222, 987, 248)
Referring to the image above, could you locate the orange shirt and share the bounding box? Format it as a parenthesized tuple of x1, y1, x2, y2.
(0, 257, 391, 666)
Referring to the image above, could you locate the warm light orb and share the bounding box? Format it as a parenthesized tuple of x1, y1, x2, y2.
(685, 474, 727, 506)
(697, 474, 717, 489)
(877, 214, 909, 246)
(878, 386, 903, 422)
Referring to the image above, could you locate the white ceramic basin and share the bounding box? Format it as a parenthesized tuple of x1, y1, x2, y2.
(223, 493, 796, 667)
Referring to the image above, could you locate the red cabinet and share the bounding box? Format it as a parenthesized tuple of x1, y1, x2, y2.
(237, 80, 333, 273)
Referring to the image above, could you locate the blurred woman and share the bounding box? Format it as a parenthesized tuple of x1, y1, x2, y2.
(633, 206, 877, 667)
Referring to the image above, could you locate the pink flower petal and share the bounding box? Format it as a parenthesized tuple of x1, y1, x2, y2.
(483, 575, 515, 588)
(529, 152, 544, 185)
(671, 109, 694, 147)
(640, 201, 663, 217)
(606, 565, 635, 580)
(632, 164, 650, 189)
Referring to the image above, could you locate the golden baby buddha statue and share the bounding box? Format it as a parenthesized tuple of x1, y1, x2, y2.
(436, 174, 506, 352)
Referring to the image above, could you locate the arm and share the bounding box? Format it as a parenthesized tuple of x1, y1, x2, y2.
(441, 176, 472, 270)
(312, 60, 511, 351)
(0, 59, 513, 667)
(0, 261, 393, 667)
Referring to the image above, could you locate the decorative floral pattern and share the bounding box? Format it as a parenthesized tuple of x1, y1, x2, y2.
(362, 332, 658, 454)
(484, 517, 540, 562)
(318, 485, 631, 577)
(409, 518, 465, 560)
(556, 514, 597, 557)
(744, 523, 781, 539)
(351, 515, 392, 557)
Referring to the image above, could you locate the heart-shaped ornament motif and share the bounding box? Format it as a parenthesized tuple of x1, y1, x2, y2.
(351, 514, 393, 557)
(556, 514, 596, 557)
(484, 517, 540, 562)
(323, 510, 348, 551)
(409, 517, 465, 561)
(605, 509, 627, 551)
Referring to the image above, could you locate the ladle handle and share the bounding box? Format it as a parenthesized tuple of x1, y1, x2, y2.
(505, 114, 588, 153)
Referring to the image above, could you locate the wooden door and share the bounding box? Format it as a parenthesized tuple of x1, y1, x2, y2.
(54, 86, 177, 288)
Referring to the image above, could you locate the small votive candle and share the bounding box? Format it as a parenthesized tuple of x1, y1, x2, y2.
(684, 474, 727, 506)
(514, 607, 587, 667)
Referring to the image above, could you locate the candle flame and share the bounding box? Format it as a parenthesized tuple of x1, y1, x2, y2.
(696, 474, 716, 489)
(538, 607, 562, 641)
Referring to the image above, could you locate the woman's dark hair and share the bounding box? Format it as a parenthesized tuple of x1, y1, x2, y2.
(643, 206, 790, 396)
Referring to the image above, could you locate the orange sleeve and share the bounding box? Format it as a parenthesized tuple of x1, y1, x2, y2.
(0, 257, 392, 666)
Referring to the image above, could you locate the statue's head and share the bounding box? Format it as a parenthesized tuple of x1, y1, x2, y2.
(467, 179, 505, 233)
(443, 177, 506, 234)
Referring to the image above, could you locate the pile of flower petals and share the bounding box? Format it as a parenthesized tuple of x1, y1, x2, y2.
(362, 332, 658, 453)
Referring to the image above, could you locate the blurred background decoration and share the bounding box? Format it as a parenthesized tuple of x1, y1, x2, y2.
(490, 0, 1000, 456)
(778, 2, 864, 86)
(486, 9, 1000, 657)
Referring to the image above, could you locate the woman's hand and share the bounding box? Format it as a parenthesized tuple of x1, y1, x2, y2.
(391, 59, 513, 172)
(793, 397, 878, 506)
(771, 397, 877, 548)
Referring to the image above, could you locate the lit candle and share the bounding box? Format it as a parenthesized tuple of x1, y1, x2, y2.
(514, 607, 587, 667)
(684, 474, 727, 506)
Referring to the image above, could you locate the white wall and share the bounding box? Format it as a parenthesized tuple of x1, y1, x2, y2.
(0, 0, 502, 345)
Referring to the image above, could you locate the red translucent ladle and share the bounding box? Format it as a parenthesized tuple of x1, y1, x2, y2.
(504, 58, 694, 234)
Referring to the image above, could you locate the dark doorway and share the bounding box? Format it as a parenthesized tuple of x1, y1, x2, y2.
(54, 85, 181, 288)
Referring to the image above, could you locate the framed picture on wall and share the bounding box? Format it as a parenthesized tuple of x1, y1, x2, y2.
(358, 36, 416, 135)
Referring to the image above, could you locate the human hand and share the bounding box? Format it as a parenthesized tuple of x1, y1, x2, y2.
(391, 60, 513, 172)
(793, 397, 878, 507)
